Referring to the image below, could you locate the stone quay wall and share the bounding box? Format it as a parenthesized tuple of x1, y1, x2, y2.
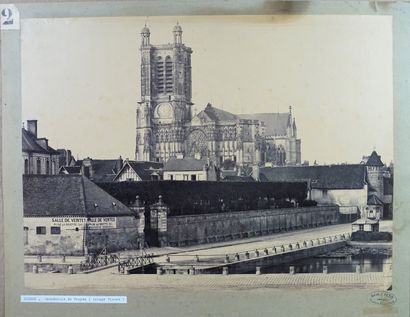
(85, 215, 144, 254)
(165, 206, 339, 247)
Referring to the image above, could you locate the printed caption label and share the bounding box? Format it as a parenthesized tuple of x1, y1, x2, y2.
(21, 295, 127, 304)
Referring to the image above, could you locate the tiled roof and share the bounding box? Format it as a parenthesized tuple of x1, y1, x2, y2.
(239, 113, 290, 136)
(353, 217, 379, 225)
(194, 103, 239, 123)
(221, 175, 255, 182)
(22, 128, 59, 155)
(362, 151, 384, 166)
(114, 161, 163, 181)
(75, 159, 123, 182)
(259, 164, 367, 190)
(367, 193, 384, 205)
(60, 166, 81, 174)
(163, 157, 208, 171)
(89, 160, 121, 182)
(23, 175, 132, 217)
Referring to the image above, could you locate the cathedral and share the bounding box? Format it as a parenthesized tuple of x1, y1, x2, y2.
(135, 24, 301, 167)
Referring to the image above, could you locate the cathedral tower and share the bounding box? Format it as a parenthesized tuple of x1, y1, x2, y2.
(136, 23, 193, 162)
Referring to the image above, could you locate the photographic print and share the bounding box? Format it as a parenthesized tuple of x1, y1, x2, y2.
(19, 14, 394, 293)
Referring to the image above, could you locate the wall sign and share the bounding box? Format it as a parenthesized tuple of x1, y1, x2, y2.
(51, 217, 117, 230)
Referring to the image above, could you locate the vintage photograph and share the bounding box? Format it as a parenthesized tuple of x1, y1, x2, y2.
(20, 15, 393, 290)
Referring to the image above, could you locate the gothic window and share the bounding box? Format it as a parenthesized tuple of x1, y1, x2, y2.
(187, 130, 208, 157)
(165, 56, 173, 93)
(156, 56, 164, 93)
(276, 146, 286, 166)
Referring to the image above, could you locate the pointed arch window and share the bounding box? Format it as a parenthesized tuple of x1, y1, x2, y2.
(165, 56, 173, 93)
(276, 146, 286, 166)
(156, 56, 164, 93)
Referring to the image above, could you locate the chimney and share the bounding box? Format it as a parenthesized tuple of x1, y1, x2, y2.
(118, 155, 124, 170)
(27, 120, 38, 137)
(67, 150, 72, 165)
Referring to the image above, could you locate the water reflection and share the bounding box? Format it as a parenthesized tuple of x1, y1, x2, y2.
(260, 248, 391, 274)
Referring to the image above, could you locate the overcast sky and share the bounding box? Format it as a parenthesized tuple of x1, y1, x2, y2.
(21, 15, 393, 165)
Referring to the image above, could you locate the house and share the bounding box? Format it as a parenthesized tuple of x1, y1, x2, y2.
(113, 160, 163, 182)
(163, 157, 218, 181)
(22, 120, 60, 175)
(23, 175, 145, 255)
(258, 164, 368, 221)
(352, 217, 379, 233)
(60, 157, 124, 182)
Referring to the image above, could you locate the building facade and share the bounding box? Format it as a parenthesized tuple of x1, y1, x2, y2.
(113, 160, 163, 182)
(23, 175, 145, 255)
(22, 120, 60, 175)
(163, 157, 218, 181)
(135, 24, 301, 167)
(259, 164, 368, 221)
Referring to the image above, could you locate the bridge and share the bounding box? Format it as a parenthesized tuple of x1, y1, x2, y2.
(156, 233, 350, 275)
(25, 222, 392, 290)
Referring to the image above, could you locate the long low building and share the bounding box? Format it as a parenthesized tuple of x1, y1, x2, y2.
(258, 164, 369, 221)
(23, 175, 145, 256)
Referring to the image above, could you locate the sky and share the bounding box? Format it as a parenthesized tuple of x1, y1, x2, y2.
(21, 15, 393, 165)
